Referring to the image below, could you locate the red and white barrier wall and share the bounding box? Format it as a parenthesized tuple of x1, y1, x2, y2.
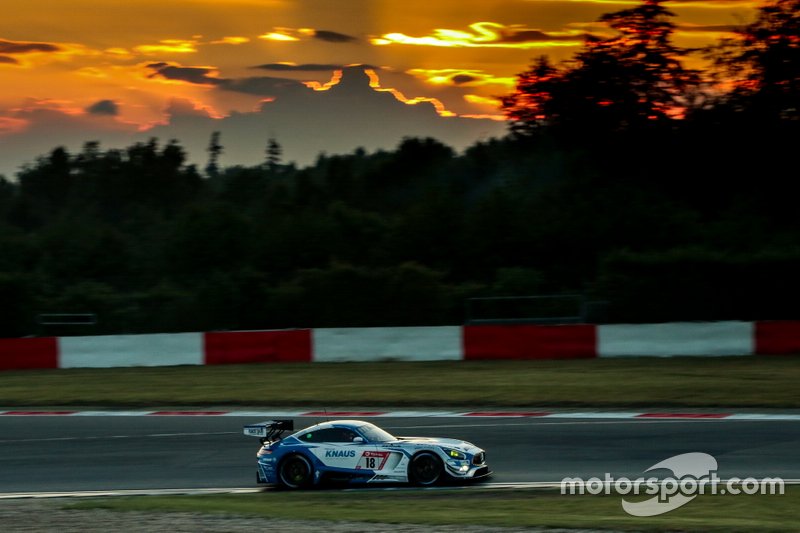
(0, 321, 799, 371)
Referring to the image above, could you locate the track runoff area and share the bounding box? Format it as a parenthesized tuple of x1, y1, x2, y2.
(0, 410, 798, 500)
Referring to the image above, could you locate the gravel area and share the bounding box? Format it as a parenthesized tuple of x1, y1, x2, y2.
(0, 499, 609, 532)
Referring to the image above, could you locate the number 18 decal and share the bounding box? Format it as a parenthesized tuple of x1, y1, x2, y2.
(357, 451, 390, 470)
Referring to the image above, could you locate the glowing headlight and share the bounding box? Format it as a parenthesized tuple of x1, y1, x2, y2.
(444, 448, 466, 460)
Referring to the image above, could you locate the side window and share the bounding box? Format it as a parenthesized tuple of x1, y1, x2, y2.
(331, 428, 359, 442)
(301, 428, 359, 443)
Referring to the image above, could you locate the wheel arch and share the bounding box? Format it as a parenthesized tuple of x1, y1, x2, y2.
(407, 449, 445, 486)
(277, 451, 316, 489)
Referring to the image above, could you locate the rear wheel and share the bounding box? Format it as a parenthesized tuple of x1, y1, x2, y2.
(278, 455, 314, 489)
(408, 452, 443, 486)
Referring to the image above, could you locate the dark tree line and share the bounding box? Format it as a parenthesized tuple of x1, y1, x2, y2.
(0, 0, 798, 336)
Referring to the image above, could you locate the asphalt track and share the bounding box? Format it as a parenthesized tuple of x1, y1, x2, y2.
(1, 415, 799, 493)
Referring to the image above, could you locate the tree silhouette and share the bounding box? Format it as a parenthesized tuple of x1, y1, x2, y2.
(500, 56, 562, 137)
(503, 0, 700, 135)
(265, 137, 282, 174)
(205, 131, 224, 178)
(712, 0, 800, 122)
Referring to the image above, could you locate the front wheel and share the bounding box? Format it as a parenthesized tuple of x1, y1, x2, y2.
(278, 454, 314, 489)
(408, 452, 443, 486)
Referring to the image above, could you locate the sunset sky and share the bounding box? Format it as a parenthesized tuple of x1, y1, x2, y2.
(0, 0, 759, 176)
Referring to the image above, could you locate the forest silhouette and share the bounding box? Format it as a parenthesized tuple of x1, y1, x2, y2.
(0, 0, 798, 336)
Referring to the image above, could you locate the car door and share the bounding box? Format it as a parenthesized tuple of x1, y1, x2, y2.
(302, 427, 370, 471)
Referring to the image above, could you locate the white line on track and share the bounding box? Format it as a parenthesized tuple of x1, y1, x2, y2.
(0, 488, 262, 500)
(0, 418, 794, 445)
(3, 410, 800, 420)
(381, 418, 800, 430)
(0, 431, 238, 444)
(3, 480, 799, 500)
(3, 416, 787, 445)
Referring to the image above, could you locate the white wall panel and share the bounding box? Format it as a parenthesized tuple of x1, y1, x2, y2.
(598, 322, 754, 357)
(59, 333, 204, 368)
(312, 327, 462, 362)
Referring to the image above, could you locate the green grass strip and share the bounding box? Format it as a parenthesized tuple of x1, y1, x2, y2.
(67, 487, 799, 531)
(1, 356, 799, 408)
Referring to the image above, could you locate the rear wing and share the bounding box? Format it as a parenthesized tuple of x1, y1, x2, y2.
(243, 419, 294, 443)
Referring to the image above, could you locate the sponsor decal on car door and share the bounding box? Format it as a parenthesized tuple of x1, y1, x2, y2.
(310, 444, 364, 469)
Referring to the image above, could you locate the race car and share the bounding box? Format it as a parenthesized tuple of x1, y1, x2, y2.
(243, 419, 490, 489)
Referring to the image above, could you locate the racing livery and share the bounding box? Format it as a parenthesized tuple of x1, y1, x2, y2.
(244, 419, 490, 488)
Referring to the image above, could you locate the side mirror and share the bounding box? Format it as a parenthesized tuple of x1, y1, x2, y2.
(352, 436, 364, 443)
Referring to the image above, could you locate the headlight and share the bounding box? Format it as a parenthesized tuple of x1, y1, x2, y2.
(443, 448, 466, 460)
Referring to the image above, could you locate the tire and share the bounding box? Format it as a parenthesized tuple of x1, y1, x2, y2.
(408, 452, 443, 486)
(278, 454, 314, 489)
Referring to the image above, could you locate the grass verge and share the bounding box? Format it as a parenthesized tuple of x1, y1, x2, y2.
(1, 356, 799, 408)
(67, 487, 798, 531)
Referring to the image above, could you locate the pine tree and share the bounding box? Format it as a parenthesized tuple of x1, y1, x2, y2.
(265, 137, 282, 174)
(205, 131, 223, 178)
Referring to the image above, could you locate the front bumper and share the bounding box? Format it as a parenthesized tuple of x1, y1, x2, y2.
(444, 451, 490, 480)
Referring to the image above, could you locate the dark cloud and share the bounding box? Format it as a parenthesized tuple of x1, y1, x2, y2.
(312, 30, 358, 43)
(86, 99, 120, 116)
(0, 39, 61, 54)
(143, 67, 505, 175)
(253, 63, 345, 71)
(146, 62, 225, 85)
(218, 76, 305, 96)
(0, 55, 18, 64)
(146, 61, 307, 97)
(253, 62, 379, 72)
(452, 74, 477, 85)
(0, 67, 506, 179)
(497, 29, 583, 44)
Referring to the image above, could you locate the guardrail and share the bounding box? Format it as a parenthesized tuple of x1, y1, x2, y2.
(0, 321, 798, 371)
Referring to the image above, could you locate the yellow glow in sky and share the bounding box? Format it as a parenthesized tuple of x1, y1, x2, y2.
(0, 0, 759, 174)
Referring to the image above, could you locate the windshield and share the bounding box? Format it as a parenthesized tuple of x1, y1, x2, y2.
(358, 423, 396, 443)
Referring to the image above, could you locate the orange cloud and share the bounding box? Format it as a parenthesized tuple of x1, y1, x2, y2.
(407, 68, 516, 88)
(460, 113, 507, 121)
(134, 39, 198, 54)
(0, 39, 98, 68)
(211, 36, 250, 45)
(464, 94, 503, 107)
(0, 116, 28, 135)
(258, 30, 300, 42)
(161, 97, 225, 122)
(364, 69, 456, 118)
(303, 70, 344, 91)
(11, 98, 85, 116)
(372, 22, 584, 49)
(258, 27, 357, 43)
(144, 62, 224, 87)
(105, 47, 134, 58)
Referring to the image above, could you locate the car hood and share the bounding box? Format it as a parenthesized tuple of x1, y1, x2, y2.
(393, 436, 482, 454)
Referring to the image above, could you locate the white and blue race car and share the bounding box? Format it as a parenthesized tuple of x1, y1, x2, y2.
(244, 419, 490, 489)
